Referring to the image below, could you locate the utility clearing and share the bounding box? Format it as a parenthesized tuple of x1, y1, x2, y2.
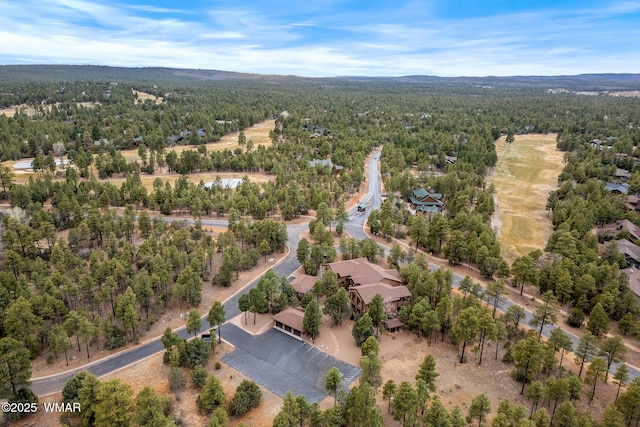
(488, 134, 564, 263)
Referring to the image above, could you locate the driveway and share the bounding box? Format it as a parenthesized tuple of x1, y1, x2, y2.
(221, 324, 360, 403)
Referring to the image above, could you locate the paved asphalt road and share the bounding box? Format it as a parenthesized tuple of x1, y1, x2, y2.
(30, 147, 638, 397)
(30, 151, 382, 397)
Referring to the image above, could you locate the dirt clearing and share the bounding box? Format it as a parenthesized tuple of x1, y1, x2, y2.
(487, 134, 564, 263)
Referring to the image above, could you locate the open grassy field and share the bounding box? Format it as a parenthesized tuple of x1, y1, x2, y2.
(119, 119, 276, 162)
(487, 134, 564, 263)
(132, 89, 163, 104)
(108, 171, 275, 193)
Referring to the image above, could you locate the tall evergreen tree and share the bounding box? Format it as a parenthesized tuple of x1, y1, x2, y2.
(207, 301, 226, 343)
(574, 332, 598, 378)
(416, 354, 439, 392)
(303, 299, 322, 340)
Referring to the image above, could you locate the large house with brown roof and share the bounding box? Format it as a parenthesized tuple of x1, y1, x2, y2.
(597, 219, 640, 242)
(289, 274, 317, 299)
(325, 258, 403, 288)
(349, 283, 412, 317)
(324, 257, 411, 321)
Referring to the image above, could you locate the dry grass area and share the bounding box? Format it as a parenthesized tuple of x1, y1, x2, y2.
(132, 89, 163, 104)
(110, 171, 275, 193)
(119, 119, 276, 162)
(487, 134, 564, 263)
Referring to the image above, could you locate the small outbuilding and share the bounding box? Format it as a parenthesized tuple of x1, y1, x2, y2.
(272, 307, 305, 340)
(384, 318, 405, 333)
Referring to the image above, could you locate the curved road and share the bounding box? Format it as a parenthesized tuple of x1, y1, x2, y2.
(30, 150, 382, 396)
(30, 148, 638, 396)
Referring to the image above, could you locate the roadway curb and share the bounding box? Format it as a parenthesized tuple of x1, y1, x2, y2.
(30, 244, 292, 389)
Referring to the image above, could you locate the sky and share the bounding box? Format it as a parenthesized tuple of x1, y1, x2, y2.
(1, 0, 639, 77)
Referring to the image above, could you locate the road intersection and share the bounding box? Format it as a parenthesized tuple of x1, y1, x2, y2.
(30, 147, 639, 400)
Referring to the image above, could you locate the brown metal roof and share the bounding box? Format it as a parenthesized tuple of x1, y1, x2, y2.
(384, 318, 405, 329)
(351, 283, 412, 305)
(326, 258, 402, 286)
(290, 274, 317, 294)
(272, 307, 305, 332)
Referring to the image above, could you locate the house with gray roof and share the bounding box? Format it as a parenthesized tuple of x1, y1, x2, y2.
(605, 182, 629, 194)
(604, 239, 640, 268)
(309, 158, 343, 172)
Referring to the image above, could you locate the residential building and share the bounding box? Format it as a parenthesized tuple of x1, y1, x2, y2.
(349, 283, 412, 317)
(325, 257, 403, 288)
(289, 274, 317, 299)
(605, 182, 630, 194)
(597, 219, 640, 242)
(604, 239, 640, 268)
(408, 188, 445, 215)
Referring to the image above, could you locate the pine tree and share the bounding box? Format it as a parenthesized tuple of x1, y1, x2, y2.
(186, 308, 201, 338)
(585, 358, 608, 403)
(529, 291, 558, 340)
(325, 367, 342, 406)
(613, 364, 629, 400)
(574, 332, 598, 378)
(0, 337, 32, 399)
(586, 302, 609, 337)
(196, 374, 225, 414)
(599, 336, 626, 383)
(273, 391, 299, 427)
(343, 383, 383, 427)
(416, 354, 439, 392)
(467, 393, 491, 426)
(207, 301, 226, 343)
(359, 355, 382, 389)
(352, 313, 374, 346)
(94, 379, 134, 427)
(367, 294, 386, 336)
(303, 299, 322, 340)
(382, 380, 397, 415)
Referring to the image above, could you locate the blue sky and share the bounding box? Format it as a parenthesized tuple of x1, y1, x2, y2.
(1, 0, 639, 77)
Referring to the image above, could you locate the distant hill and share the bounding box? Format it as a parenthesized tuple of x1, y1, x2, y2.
(1, 64, 639, 91)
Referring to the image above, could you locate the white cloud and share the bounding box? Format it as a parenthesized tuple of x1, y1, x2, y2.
(0, 0, 639, 76)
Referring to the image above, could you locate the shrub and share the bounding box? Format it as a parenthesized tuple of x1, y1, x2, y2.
(7, 387, 38, 421)
(191, 364, 208, 389)
(105, 327, 127, 350)
(228, 380, 262, 416)
(567, 308, 584, 328)
(185, 338, 211, 368)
